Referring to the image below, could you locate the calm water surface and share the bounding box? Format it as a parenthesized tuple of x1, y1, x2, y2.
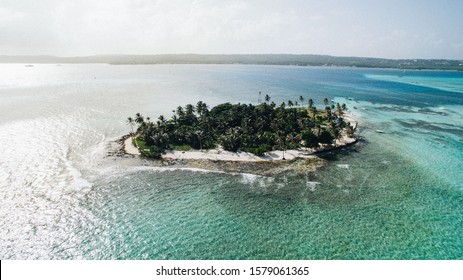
(0, 64, 462, 259)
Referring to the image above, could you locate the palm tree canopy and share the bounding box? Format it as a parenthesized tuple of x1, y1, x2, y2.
(129, 96, 353, 157)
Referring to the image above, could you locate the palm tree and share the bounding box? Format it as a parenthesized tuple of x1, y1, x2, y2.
(329, 121, 341, 144)
(185, 104, 195, 116)
(220, 127, 242, 152)
(308, 98, 314, 109)
(157, 115, 166, 127)
(309, 107, 316, 119)
(299, 96, 304, 108)
(176, 106, 185, 118)
(151, 131, 169, 149)
(336, 103, 343, 116)
(127, 117, 135, 136)
(341, 103, 347, 112)
(275, 135, 287, 160)
(326, 108, 332, 119)
(316, 124, 321, 136)
(195, 129, 204, 150)
(323, 98, 329, 107)
(196, 101, 208, 117)
(135, 113, 144, 125)
(172, 115, 178, 124)
(265, 94, 271, 103)
(288, 100, 294, 107)
(307, 99, 315, 118)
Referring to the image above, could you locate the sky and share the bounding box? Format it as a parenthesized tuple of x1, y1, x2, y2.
(1, 0, 462, 59)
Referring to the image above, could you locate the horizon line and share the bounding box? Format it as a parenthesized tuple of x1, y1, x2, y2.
(1, 53, 462, 61)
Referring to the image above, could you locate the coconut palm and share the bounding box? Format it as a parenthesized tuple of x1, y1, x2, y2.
(220, 127, 242, 152)
(308, 98, 314, 109)
(323, 98, 329, 106)
(336, 103, 343, 116)
(310, 106, 317, 119)
(195, 129, 204, 150)
(196, 101, 208, 117)
(185, 104, 195, 116)
(265, 94, 271, 103)
(127, 116, 135, 136)
(326, 108, 332, 119)
(135, 113, 144, 125)
(275, 135, 287, 160)
(176, 106, 185, 118)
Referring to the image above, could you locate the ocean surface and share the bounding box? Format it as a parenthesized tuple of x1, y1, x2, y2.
(0, 64, 462, 259)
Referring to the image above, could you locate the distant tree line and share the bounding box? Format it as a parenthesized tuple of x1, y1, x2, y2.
(127, 95, 355, 159)
(5, 54, 462, 71)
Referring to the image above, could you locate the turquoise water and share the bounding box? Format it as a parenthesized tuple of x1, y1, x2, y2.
(366, 73, 463, 94)
(0, 64, 462, 259)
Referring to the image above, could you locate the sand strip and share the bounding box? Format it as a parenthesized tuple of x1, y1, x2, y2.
(123, 137, 141, 155)
(123, 137, 357, 161)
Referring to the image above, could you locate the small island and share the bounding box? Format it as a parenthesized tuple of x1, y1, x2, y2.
(125, 95, 357, 162)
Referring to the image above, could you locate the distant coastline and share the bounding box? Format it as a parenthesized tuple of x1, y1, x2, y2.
(1, 54, 462, 71)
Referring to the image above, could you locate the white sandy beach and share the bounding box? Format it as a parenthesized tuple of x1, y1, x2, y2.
(163, 148, 312, 161)
(123, 134, 357, 161)
(123, 137, 141, 155)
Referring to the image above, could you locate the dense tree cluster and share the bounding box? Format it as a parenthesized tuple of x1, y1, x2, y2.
(127, 96, 355, 159)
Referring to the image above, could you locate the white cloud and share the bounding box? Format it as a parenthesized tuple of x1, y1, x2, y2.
(0, 7, 25, 25)
(0, 0, 462, 58)
(45, 0, 302, 55)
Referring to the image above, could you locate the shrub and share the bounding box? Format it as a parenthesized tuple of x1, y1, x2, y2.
(140, 145, 163, 159)
(243, 144, 272, 156)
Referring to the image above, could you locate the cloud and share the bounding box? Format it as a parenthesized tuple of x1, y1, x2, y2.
(0, 0, 462, 58)
(0, 7, 25, 25)
(44, 0, 302, 55)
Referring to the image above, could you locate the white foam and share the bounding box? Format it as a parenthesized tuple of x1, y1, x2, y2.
(131, 166, 227, 175)
(63, 160, 93, 194)
(306, 181, 320, 192)
(116, 165, 274, 186)
(239, 173, 271, 184)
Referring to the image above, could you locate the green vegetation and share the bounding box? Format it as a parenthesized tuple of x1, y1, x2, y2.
(4, 54, 463, 71)
(127, 96, 355, 159)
